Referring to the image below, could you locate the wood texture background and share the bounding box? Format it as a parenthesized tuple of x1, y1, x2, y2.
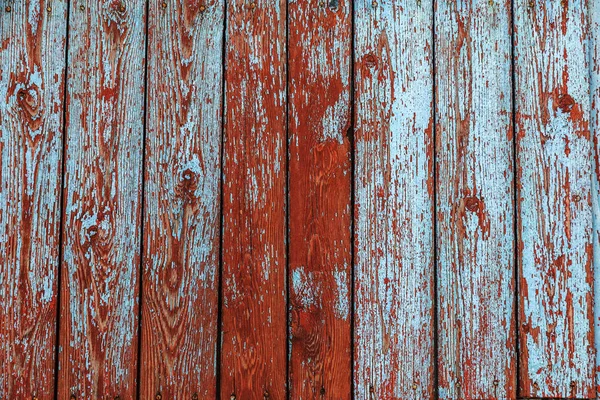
(435, 0, 516, 398)
(140, 0, 224, 398)
(1, 0, 600, 399)
(288, 0, 352, 397)
(0, 0, 67, 398)
(57, 0, 146, 398)
(220, 0, 287, 397)
(515, 0, 595, 397)
(353, 0, 435, 398)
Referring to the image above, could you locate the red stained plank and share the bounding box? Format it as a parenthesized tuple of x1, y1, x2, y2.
(353, 0, 435, 398)
(514, 0, 595, 397)
(0, 1, 67, 397)
(435, 1, 516, 399)
(288, 0, 352, 397)
(220, 0, 287, 397)
(57, 1, 146, 398)
(139, 0, 224, 398)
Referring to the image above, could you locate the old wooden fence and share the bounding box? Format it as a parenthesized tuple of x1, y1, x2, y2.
(2, 0, 600, 399)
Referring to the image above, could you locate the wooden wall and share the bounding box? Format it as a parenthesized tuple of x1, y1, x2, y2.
(1, 0, 600, 398)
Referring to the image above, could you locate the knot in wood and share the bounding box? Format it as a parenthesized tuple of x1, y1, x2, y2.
(557, 93, 575, 113)
(464, 196, 480, 212)
(364, 54, 377, 69)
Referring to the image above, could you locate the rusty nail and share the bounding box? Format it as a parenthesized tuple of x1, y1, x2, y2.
(264, 391, 270, 399)
(115, 397, 120, 400)
(70, 396, 76, 400)
(33, 397, 38, 400)
(47, 5, 52, 11)
(319, 1, 324, 6)
(249, 2, 256, 8)
(119, 3, 125, 11)
(320, 387, 326, 395)
(230, 395, 236, 400)
(192, 393, 198, 400)
(493, 379, 499, 386)
(570, 381, 576, 387)
(199, 4, 206, 11)
(412, 384, 417, 390)
(161, 2, 167, 7)
(5, 5, 11, 12)
(528, 0, 534, 7)
(369, 385, 374, 393)
(456, 382, 461, 388)
(156, 394, 162, 400)
(371, 1, 377, 6)
(79, 4, 85, 10)
(573, 194, 581, 202)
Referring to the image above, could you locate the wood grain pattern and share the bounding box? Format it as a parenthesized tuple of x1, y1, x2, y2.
(435, 1, 516, 398)
(288, 0, 352, 397)
(140, 0, 224, 398)
(58, 1, 146, 398)
(0, 1, 67, 397)
(591, 0, 600, 394)
(220, 0, 287, 397)
(353, 0, 435, 398)
(514, 0, 595, 397)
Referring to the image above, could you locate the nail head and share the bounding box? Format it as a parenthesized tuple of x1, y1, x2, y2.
(5, 5, 11, 12)
(79, 4, 85, 10)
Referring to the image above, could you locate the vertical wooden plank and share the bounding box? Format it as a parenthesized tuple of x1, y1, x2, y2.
(58, 0, 146, 398)
(353, 0, 435, 398)
(515, 0, 595, 397)
(288, 0, 352, 397)
(591, 0, 600, 394)
(435, 1, 516, 399)
(220, 0, 287, 397)
(140, 0, 224, 398)
(0, 1, 67, 397)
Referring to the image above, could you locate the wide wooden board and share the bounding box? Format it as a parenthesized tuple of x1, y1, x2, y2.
(287, 0, 352, 397)
(57, 1, 146, 398)
(220, 0, 287, 397)
(514, 0, 595, 397)
(0, 1, 67, 397)
(353, 0, 435, 397)
(139, 0, 224, 398)
(435, 0, 516, 398)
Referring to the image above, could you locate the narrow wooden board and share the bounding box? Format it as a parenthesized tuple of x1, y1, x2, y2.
(139, 0, 224, 398)
(435, 1, 516, 398)
(0, 1, 67, 397)
(57, 1, 146, 398)
(514, 0, 595, 397)
(220, 0, 287, 397)
(288, 0, 352, 397)
(591, 0, 600, 393)
(353, 0, 435, 397)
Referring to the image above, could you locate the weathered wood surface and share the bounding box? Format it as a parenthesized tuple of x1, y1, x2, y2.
(591, 0, 600, 394)
(435, 1, 516, 399)
(139, 0, 224, 398)
(514, 0, 595, 397)
(220, 0, 287, 397)
(57, 1, 146, 398)
(353, 0, 435, 398)
(288, 0, 352, 397)
(0, 1, 67, 398)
